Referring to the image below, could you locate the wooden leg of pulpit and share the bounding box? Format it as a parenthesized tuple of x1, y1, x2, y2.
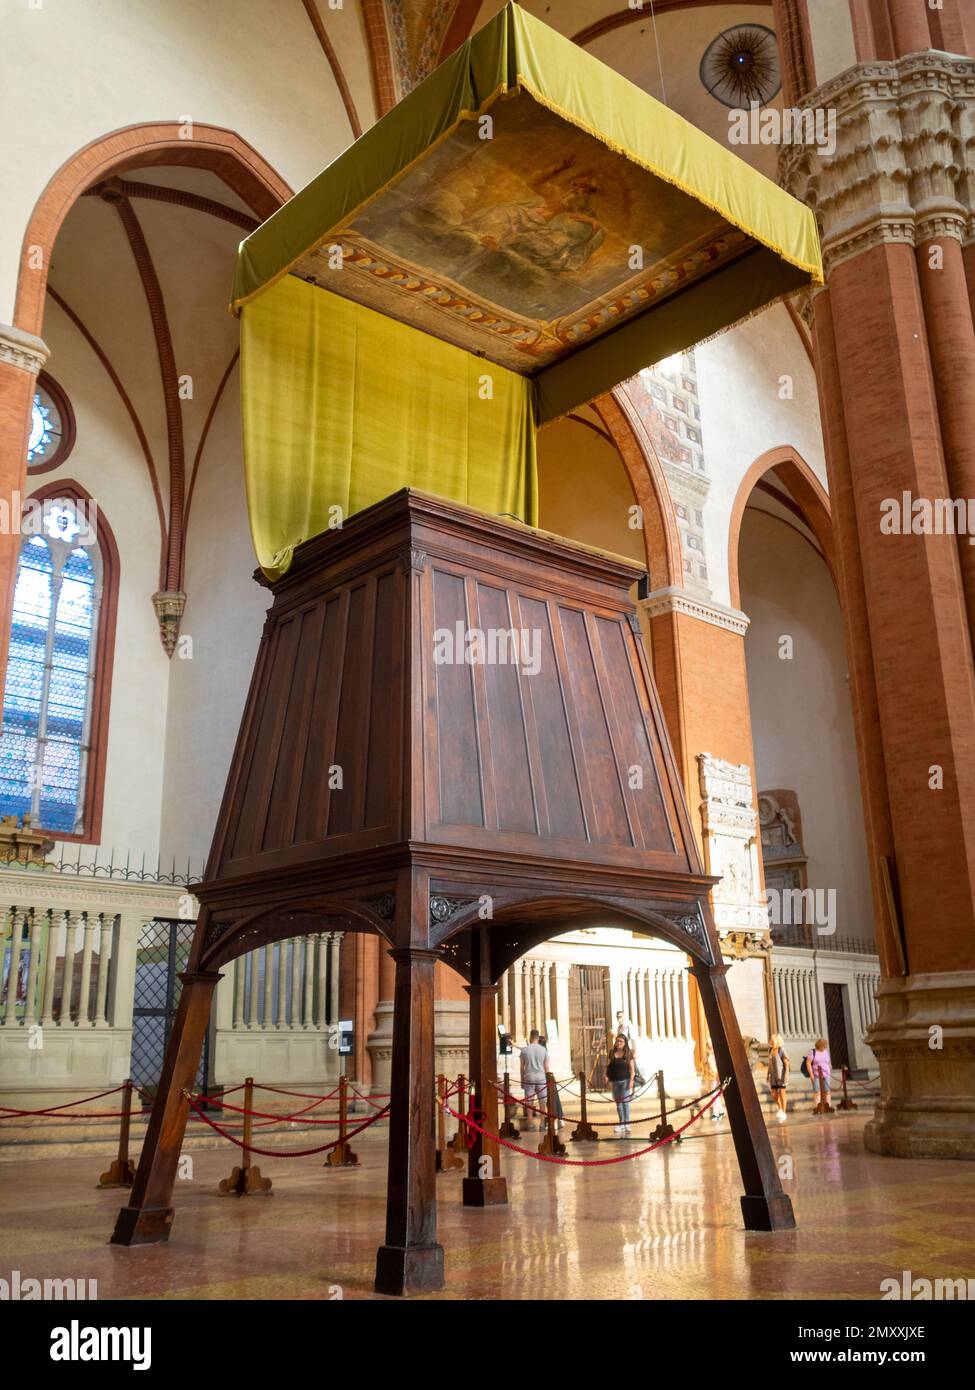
(111, 968, 221, 1246)
(374, 947, 445, 1295)
(463, 942, 507, 1206)
(691, 962, 795, 1232)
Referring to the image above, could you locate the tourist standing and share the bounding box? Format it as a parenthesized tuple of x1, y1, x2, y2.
(615, 1010, 635, 1048)
(767, 1033, 790, 1122)
(806, 1037, 833, 1114)
(606, 1033, 636, 1135)
(520, 1029, 549, 1130)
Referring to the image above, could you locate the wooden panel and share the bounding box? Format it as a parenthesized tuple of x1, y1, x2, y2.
(432, 567, 484, 828)
(260, 602, 327, 852)
(329, 581, 375, 836)
(474, 582, 537, 834)
(557, 605, 633, 846)
(364, 569, 399, 830)
(516, 595, 586, 841)
(593, 615, 675, 854)
(228, 611, 302, 860)
(292, 591, 349, 845)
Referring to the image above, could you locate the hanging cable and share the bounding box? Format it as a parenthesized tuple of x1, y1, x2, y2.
(648, 0, 668, 107)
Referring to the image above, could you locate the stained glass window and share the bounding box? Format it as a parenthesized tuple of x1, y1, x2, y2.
(27, 375, 74, 472)
(0, 498, 101, 835)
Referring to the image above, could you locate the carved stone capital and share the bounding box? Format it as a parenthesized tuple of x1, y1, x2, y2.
(778, 53, 975, 277)
(0, 322, 50, 375)
(639, 588, 749, 637)
(152, 590, 186, 658)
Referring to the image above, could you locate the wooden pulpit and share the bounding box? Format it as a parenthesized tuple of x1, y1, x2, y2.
(111, 489, 794, 1294)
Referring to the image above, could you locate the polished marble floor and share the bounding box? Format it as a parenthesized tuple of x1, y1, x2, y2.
(1, 1112, 973, 1300)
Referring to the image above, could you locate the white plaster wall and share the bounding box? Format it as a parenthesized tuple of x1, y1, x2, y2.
(31, 297, 169, 861)
(1, 0, 367, 325)
(738, 506, 873, 944)
(695, 301, 825, 607)
(157, 377, 269, 870)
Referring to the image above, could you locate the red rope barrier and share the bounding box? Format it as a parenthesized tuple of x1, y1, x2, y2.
(196, 1095, 347, 1126)
(246, 1083, 342, 1102)
(553, 1077, 656, 1104)
(0, 1084, 129, 1118)
(346, 1085, 390, 1109)
(493, 1081, 719, 1128)
(443, 1086, 725, 1166)
(183, 1091, 389, 1157)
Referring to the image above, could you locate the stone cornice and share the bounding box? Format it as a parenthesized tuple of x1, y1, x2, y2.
(639, 587, 749, 636)
(0, 322, 50, 375)
(778, 52, 975, 276)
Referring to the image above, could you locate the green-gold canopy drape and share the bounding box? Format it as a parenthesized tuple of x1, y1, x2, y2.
(235, 2, 822, 578)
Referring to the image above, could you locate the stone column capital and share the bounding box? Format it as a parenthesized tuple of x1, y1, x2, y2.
(0, 322, 50, 375)
(638, 587, 749, 636)
(778, 52, 975, 276)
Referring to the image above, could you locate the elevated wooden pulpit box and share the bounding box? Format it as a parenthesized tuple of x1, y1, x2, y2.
(113, 488, 794, 1297)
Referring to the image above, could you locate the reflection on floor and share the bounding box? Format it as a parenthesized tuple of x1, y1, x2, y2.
(1, 1113, 973, 1300)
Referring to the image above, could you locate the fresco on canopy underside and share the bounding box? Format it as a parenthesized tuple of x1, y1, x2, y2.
(296, 94, 752, 373)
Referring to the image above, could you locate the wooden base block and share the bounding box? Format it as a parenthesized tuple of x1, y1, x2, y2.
(570, 1123, 599, 1142)
(218, 1165, 273, 1196)
(537, 1133, 567, 1156)
(110, 1204, 174, 1246)
(324, 1144, 358, 1168)
(740, 1192, 796, 1231)
(97, 1158, 136, 1189)
(436, 1148, 464, 1173)
(374, 1243, 445, 1296)
(462, 1175, 508, 1206)
(650, 1122, 678, 1145)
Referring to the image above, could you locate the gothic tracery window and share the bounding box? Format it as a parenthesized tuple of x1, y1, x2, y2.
(0, 497, 104, 836)
(27, 373, 75, 473)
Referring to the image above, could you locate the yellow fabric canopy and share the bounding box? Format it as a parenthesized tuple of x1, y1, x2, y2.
(235, 2, 822, 575)
(241, 277, 537, 578)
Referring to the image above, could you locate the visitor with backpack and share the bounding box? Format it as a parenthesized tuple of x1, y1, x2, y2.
(805, 1038, 833, 1114)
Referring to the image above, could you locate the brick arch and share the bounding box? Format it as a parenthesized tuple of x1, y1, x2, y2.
(14, 122, 292, 339)
(727, 445, 835, 609)
(591, 387, 684, 591)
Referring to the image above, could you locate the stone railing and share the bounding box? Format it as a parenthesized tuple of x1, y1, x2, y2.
(0, 863, 343, 1108)
(213, 934, 343, 1090)
(0, 865, 189, 1107)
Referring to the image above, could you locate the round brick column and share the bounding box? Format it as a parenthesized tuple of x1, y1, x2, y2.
(782, 50, 975, 1157)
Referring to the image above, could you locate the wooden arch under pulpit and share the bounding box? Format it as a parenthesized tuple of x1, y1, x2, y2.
(111, 490, 794, 1296)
